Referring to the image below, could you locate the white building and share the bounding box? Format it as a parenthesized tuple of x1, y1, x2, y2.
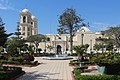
(39, 27, 102, 54)
(19, 8, 102, 54)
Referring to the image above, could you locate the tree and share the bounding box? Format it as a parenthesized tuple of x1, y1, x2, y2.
(47, 45, 54, 53)
(27, 34, 46, 53)
(0, 17, 12, 48)
(93, 43, 102, 53)
(58, 8, 85, 54)
(73, 44, 89, 61)
(6, 23, 27, 55)
(6, 37, 26, 55)
(104, 26, 120, 47)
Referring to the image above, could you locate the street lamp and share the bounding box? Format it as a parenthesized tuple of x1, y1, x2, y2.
(44, 40, 46, 53)
(90, 39, 92, 53)
(101, 31, 104, 54)
(42, 39, 47, 53)
(66, 35, 68, 54)
(81, 29, 85, 46)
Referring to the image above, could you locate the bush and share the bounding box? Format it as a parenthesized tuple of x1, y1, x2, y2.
(75, 75, 120, 80)
(23, 55, 34, 62)
(73, 67, 120, 80)
(0, 66, 24, 80)
(68, 53, 78, 56)
(9, 56, 24, 63)
(69, 60, 80, 66)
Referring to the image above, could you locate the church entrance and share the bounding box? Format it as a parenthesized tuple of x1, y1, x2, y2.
(57, 45, 62, 55)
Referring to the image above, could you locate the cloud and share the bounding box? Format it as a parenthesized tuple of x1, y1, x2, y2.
(0, 0, 20, 12)
(91, 22, 116, 31)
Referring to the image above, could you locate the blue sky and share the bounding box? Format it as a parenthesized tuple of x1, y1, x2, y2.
(0, 0, 120, 34)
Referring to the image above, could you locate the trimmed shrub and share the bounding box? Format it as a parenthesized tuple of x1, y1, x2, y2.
(75, 75, 120, 80)
(0, 66, 25, 80)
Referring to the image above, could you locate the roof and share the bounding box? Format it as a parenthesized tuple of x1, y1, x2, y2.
(77, 27, 91, 33)
(22, 8, 29, 13)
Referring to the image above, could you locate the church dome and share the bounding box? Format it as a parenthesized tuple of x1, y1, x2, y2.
(77, 27, 91, 32)
(31, 15, 36, 20)
(22, 8, 29, 13)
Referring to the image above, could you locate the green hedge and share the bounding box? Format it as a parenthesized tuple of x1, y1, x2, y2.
(0, 60, 38, 66)
(69, 60, 80, 66)
(75, 75, 120, 80)
(73, 68, 120, 80)
(0, 66, 25, 80)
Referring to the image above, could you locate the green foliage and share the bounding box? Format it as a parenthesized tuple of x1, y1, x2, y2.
(74, 68, 81, 77)
(58, 8, 83, 34)
(0, 17, 12, 48)
(73, 44, 89, 55)
(93, 43, 102, 51)
(73, 67, 120, 80)
(0, 66, 24, 80)
(27, 45, 35, 55)
(68, 53, 78, 56)
(104, 26, 120, 48)
(58, 8, 85, 53)
(23, 54, 34, 62)
(69, 60, 79, 66)
(6, 37, 26, 54)
(47, 45, 54, 51)
(75, 75, 120, 80)
(9, 56, 24, 63)
(27, 34, 46, 47)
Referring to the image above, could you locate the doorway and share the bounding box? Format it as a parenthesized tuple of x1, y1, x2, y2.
(57, 45, 62, 55)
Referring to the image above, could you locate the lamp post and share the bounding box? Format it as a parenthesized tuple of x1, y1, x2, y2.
(44, 40, 46, 53)
(81, 33, 84, 46)
(81, 29, 85, 46)
(42, 39, 46, 53)
(90, 39, 92, 53)
(101, 31, 104, 54)
(54, 35, 56, 54)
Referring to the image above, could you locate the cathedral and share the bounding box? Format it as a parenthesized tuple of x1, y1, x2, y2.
(19, 8, 102, 54)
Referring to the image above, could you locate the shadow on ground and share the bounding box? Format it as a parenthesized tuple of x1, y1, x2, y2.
(17, 71, 63, 80)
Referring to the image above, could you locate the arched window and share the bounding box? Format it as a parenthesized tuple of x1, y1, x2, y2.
(47, 38, 50, 41)
(23, 16, 26, 23)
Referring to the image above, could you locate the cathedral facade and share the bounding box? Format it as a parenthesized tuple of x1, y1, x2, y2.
(19, 9, 102, 54)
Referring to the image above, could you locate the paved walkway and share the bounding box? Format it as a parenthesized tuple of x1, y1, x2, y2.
(17, 57, 72, 80)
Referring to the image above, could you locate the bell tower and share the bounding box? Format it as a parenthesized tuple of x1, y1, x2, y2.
(19, 8, 38, 38)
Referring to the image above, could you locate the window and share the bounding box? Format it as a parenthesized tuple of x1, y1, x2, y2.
(47, 38, 50, 41)
(59, 37, 61, 39)
(23, 27, 25, 31)
(28, 32, 30, 36)
(23, 16, 26, 23)
(28, 27, 30, 31)
(22, 32, 25, 35)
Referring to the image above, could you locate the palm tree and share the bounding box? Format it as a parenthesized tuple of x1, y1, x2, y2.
(47, 45, 54, 53)
(73, 44, 89, 62)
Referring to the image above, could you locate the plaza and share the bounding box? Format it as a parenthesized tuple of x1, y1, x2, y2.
(17, 57, 72, 80)
(1, 0, 120, 80)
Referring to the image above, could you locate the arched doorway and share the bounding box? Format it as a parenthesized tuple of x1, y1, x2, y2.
(57, 45, 62, 55)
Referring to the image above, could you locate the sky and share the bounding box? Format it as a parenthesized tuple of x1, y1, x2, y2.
(0, 0, 120, 34)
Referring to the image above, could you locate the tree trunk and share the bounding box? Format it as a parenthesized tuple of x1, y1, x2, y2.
(70, 25, 73, 54)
